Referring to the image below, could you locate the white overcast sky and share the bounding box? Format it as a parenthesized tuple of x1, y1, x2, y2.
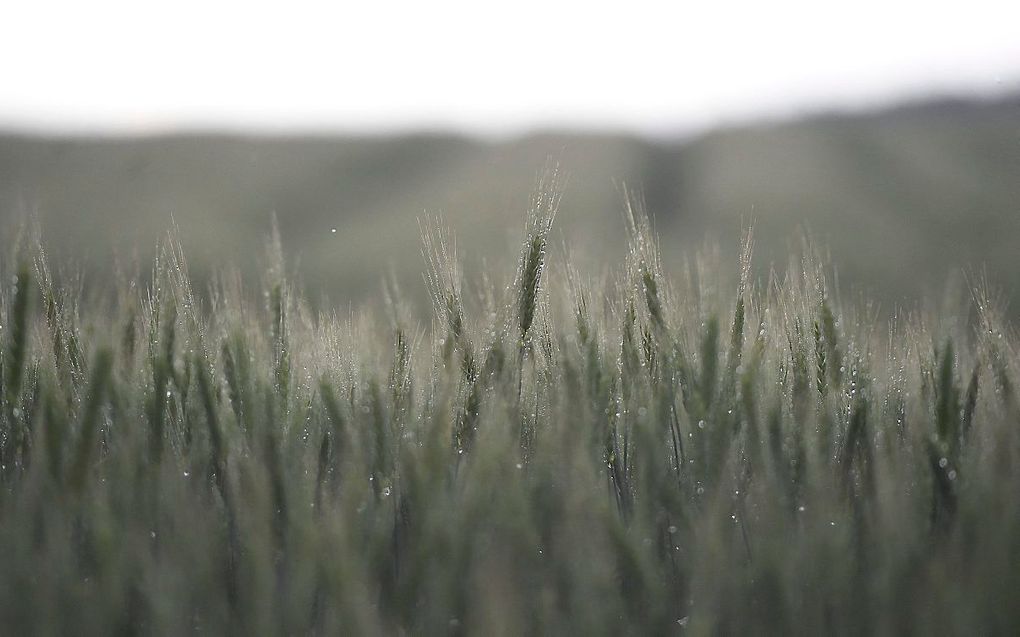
(2, 0, 1019, 137)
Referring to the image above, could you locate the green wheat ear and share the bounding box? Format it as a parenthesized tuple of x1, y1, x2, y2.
(934, 339, 961, 451)
(4, 264, 31, 410)
(814, 320, 827, 396)
(960, 363, 979, 447)
(699, 315, 720, 410)
(820, 298, 842, 388)
(728, 295, 745, 373)
(640, 261, 665, 332)
(420, 215, 467, 357)
(515, 165, 561, 344)
(149, 299, 176, 464)
(517, 235, 544, 341)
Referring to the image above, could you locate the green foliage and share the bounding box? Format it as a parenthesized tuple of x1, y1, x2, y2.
(0, 194, 1018, 635)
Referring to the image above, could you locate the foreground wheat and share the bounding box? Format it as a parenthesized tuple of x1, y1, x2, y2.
(1, 188, 1018, 635)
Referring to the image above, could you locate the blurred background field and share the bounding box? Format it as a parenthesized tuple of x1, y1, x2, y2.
(2, 95, 1019, 315)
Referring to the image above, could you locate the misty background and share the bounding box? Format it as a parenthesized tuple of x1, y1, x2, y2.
(1, 1, 1019, 314)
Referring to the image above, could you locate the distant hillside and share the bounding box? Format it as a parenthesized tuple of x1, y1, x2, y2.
(1, 96, 1018, 314)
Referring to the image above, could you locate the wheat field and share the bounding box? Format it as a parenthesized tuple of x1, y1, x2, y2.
(1, 174, 1018, 635)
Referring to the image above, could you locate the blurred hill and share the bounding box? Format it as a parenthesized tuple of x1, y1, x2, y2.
(1, 96, 1018, 315)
